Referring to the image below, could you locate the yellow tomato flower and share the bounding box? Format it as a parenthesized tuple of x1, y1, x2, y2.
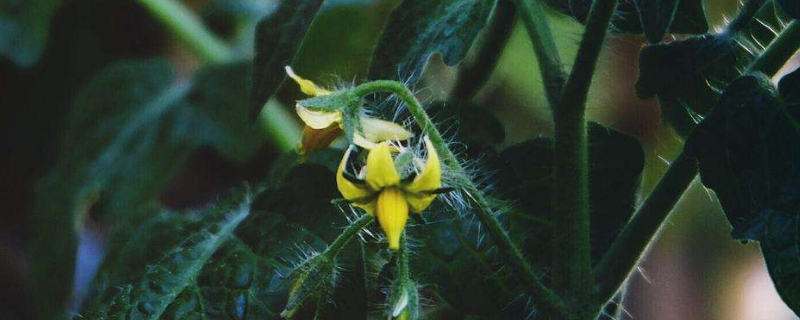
(285, 66, 413, 154)
(336, 137, 442, 249)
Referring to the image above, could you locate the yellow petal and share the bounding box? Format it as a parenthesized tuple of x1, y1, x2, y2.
(337, 146, 375, 203)
(365, 142, 401, 189)
(359, 116, 414, 143)
(406, 193, 437, 214)
(404, 137, 442, 212)
(376, 188, 409, 250)
(285, 66, 331, 96)
(296, 105, 342, 130)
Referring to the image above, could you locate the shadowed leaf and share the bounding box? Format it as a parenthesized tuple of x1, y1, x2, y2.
(686, 71, 800, 315)
(250, 0, 325, 118)
(368, 0, 497, 84)
(0, 0, 61, 66)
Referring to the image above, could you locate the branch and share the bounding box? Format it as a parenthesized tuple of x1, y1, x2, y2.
(550, 0, 618, 315)
(593, 153, 698, 302)
(136, 0, 233, 63)
(450, 0, 517, 101)
(511, 0, 567, 107)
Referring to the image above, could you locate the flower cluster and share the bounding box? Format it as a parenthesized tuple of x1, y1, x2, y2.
(286, 67, 442, 250)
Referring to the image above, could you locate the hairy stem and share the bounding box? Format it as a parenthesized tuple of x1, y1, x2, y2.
(746, 20, 800, 75)
(551, 0, 618, 315)
(136, 0, 233, 63)
(593, 153, 698, 302)
(326, 214, 374, 255)
(511, 0, 567, 107)
(351, 81, 571, 319)
(398, 233, 410, 281)
(450, 0, 517, 101)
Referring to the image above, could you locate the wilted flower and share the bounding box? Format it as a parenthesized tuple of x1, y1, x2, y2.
(285, 66, 413, 154)
(336, 137, 442, 249)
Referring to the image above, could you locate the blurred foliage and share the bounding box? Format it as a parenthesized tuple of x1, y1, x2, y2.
(0, 0, 61, 66)
(4, 0, 799, 319)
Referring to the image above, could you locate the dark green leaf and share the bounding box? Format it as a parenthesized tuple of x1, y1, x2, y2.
(250, 0, 325, 118)
(671, 0, 709, 35)
(79, 187, 258, 320)
(545, 0, 707, 37)
(760, 210, 800, 314)
(561, 0, 641, 32)
(685, 73, 800, 315)
(635, 0, 681, 43)
(429, 100, 506, 153)
(491, 123, 645, 263)
(368, 0, 497, 84)
(415, 123, 644, 318)
(0, 0, 61, 66)
(776, 0, 800, 19)
(685, 74, 794, 240)
(81, 159, 368, 319)
(637, 2, 791, 132)
(32, 59, 263, 319)
(779, 65, 800, 104)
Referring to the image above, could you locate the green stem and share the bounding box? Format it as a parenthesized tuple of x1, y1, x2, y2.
(351, 81, 571, 320)
(511, 0, 567, 107)
(746, 20, 800, 76)
(593, 153, 698, 302)
(397, 233, 410, 282)
(450, 0, 517, 101)
(137, 0, 234, 63)
(326, 214, 375, 255)
(551, 0, 617, 315)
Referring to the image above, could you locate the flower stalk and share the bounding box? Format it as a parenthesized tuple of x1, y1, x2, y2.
(281, 214, 374, 318)
(350, 80, 570, 319)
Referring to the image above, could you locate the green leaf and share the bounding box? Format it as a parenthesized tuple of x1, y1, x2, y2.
(413, 123, 644, 318)
(685, 72, 800, 315)
(776, 0, 800, 19)
(634, 0, 708, 43)
(79, 187, 256, 320)
(57, 59, 260, 222)
(492, 123, 645, 263)
(0, 0, 61, 66)
(545, 0, 707, 37)
(429, 100, 506, 154)
(637, 2, 790, 132)
(250, 0, 325, 118)
(635, 0, 682, 43)
(80, 159, 368, 319)
(685, 74, 791, 240)
(31, 59, 263, 319)
(368, 0, 498, 84)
